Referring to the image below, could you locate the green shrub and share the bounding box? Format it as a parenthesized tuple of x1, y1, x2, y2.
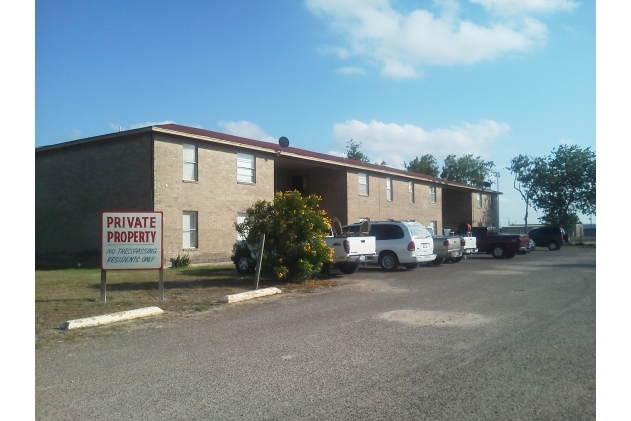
(235, 190, 333, 283)
(170, 253, 191, 268)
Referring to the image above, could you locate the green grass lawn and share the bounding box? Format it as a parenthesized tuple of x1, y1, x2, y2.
(35, 265, 342, 349)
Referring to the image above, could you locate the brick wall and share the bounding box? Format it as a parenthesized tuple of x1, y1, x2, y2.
(153, 133, 275, 265)
(35, 133, 153, 266)
(346, 171, 442, 228)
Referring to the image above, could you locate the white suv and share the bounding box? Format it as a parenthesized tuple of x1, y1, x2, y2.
(342, 220, 436, 271)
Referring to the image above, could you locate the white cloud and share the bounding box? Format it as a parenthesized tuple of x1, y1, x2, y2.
(336, 66, 368, 75)
(217, 120, 276, 143)
(329, 119, 511, 169)
(470, 0, 579, 16)
(305, 0, 567, 77)
(67, 129, 82, 141)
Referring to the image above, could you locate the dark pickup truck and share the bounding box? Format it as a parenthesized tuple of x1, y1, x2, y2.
(471, 227, 530, 259)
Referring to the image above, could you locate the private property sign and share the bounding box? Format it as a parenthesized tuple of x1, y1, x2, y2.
(101, 211, 163, 270)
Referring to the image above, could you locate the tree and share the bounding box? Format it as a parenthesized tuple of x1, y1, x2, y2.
(346, 139, 370, 163)
(234, 191, 333, 282)
(440, 154, 495, 186)
(404, 154, 439, 177)
(506, 154, 537, 231)
(529, 145, 596, 230)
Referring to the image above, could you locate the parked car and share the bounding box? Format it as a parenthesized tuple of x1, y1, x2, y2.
(471, 226, 530, 258)
(342, 220, 436, 271)
(230, 229, 377, 275)
(527, 226, 566, 251)
(231, 240, 257, 274)
(424, 226, 463, 265)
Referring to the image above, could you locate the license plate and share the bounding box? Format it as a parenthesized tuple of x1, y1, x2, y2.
(423, 244, 428, 248)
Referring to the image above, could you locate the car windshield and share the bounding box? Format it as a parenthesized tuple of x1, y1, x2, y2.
(406, 223, 430, 239)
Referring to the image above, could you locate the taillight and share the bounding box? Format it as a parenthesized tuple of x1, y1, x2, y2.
(343, 240, 350, 254)
(407, 241, 415, 251)
(461, 239, 466, 247)
(443, 240, 449, 247)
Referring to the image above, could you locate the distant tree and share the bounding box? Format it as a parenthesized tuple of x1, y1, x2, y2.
(506, 154, 538, 231)
(404, 154, 439, 177)
(529, 145, 596, 230)
(440, 154, 495, 186)
(346, 139, 370, 163)
(380, 160, 388, 166)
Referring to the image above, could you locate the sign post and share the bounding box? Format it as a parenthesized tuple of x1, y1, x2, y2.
(101, 211, 164, 302)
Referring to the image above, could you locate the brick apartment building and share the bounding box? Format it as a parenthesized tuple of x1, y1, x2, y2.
(35, 124, 499, 267)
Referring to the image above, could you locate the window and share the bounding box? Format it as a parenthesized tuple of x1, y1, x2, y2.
(429, 186, 436, 203)
(408, 182, 414, 203)
(237, 153, 255, 183)
(476, 192, 482, 208)
(183, 144, 197, 181)
(358, 172, 368, 196)
(236, 213, 247, 241)
(386, 178, 392, 201)
(429, 221, 437, 234)
(369, 224, 405, 241)
(183, 211, 198, 249)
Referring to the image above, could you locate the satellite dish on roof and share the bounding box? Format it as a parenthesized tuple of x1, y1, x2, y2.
(279, 137, 289, 149)
(332, 218, 343, 236)
(483, 181, 492, 188)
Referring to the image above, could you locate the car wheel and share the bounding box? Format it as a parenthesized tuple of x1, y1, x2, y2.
(379, 251, 399, 271)
(404, 263, 419, 269)
(548, 241, 560, 251)
(235, 255, 252, 274)
(431, 257, 444, 266)
(340, 263, 359, 274)
(451, 256, 463, 263)
(492, 245, 506, 259)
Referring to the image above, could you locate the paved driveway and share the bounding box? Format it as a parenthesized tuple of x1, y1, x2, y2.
(36, 247, 596, 420)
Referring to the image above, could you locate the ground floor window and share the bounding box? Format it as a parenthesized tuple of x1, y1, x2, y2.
(183, 211, 198, 249)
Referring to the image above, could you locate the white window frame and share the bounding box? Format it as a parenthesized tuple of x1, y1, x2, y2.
(408, 182, 414, 203)
(236, 213, 247, 241)
(429, 186, 436, 203)
(476, 192, 482, 208)
(358, 172, 369, 196)
(386, 178, 392, 201)
(183, 144, 197, 181)
(429, 220, 437, 234)
(237, 153, 255, 184)
(183, 211, 198, 249)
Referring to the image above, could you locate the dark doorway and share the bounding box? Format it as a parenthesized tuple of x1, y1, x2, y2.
(292, 176, 304, 195)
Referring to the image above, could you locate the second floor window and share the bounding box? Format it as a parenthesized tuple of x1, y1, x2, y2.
(429, 186, 436, 203)
(386, 178, 392, 201)
(358, 173, 368, 196)
(476, 192, 482, 208)
(409, 182, 414, 203)
(237, 153, 255, 183)
(183, 144, 197, 181)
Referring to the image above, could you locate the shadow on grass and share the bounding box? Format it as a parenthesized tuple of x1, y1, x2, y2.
(85, 277, 257, 291)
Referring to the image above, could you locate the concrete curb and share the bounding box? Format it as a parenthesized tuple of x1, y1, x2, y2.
(219, 287, 282, 303)
(60, 306, 164, 330)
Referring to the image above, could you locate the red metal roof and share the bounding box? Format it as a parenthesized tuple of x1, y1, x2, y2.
(154, 123, 479, 190)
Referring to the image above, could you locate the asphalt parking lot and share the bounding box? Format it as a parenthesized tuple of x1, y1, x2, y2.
(36, 247, 596, 421)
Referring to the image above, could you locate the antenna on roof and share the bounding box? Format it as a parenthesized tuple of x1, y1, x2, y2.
(277, 136, 289, 156)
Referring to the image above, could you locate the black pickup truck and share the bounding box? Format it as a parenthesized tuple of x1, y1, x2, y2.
(471, 227, 530, 259)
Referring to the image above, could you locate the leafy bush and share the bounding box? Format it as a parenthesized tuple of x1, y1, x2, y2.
(170, 253, 191, 268)
(235, 191, 333, 282)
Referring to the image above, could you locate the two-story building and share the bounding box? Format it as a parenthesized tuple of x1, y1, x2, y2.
(35, 123, 499, 267)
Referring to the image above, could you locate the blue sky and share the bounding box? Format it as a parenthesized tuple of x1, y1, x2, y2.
(34, 0, 597, 227)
